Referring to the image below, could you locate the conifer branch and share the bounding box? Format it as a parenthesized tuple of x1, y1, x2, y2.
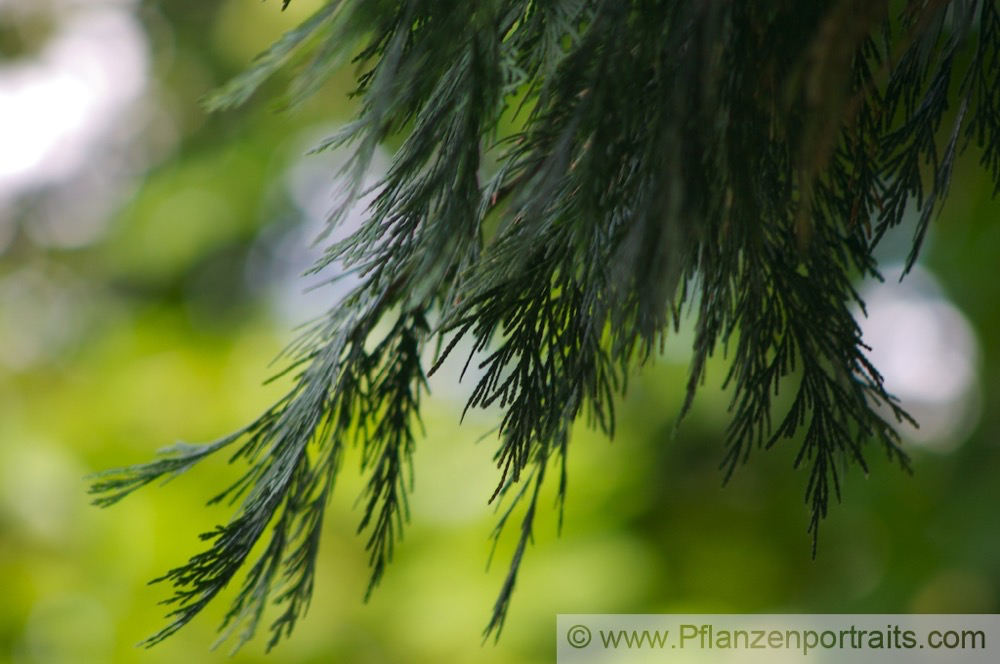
(91, 0, 1000, 649)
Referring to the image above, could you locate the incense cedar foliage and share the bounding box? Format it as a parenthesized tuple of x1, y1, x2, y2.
(90, 0, 1000, 651)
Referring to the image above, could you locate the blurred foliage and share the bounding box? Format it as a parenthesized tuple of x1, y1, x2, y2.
(1, 1, 999, 663)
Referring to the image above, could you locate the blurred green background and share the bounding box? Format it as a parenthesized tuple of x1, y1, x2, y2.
(1, 1, 998, 662)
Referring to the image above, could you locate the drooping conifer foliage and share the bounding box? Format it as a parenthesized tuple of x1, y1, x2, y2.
(90, 0, 1000, 650)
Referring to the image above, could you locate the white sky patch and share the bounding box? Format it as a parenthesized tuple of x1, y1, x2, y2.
(859, 265, 981, 450)
(0, 0, 148, 241)
(248, 125, 390, 325)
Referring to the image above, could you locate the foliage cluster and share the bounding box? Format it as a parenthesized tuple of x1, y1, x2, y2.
(91, 0, 1000, 650)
